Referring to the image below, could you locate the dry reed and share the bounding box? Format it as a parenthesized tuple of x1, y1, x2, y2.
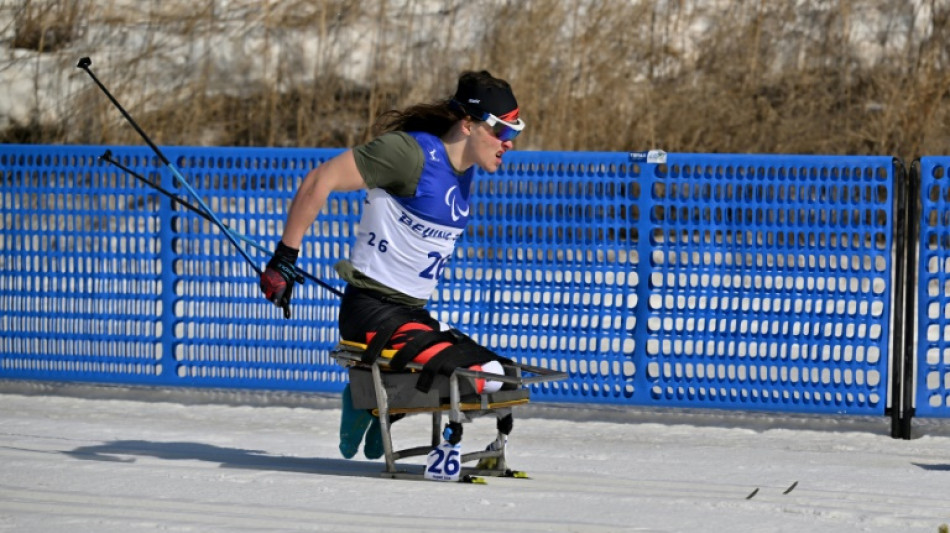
(4, 0, 949, 162)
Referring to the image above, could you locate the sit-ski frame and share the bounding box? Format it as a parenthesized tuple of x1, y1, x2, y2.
(329, 342, 568, 480)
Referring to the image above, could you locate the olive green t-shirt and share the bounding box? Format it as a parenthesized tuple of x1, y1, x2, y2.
(334, 131, 428, 307)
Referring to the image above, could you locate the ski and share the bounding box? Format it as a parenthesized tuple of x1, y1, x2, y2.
(464, 468, 530, 479)
(384, 471, 488, 484)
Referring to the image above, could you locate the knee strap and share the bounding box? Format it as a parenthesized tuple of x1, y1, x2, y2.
(360, 308, 438, 365)
(415, 338, 512, 393)
(388, 330, 456, 371)
(361, 316, 403, 365)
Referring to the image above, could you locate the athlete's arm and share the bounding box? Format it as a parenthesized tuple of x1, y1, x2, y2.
(280, 150, 366, 249)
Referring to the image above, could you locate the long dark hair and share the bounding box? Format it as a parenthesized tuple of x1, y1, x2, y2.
(371, 71, 513, 138)
(371, 100, 462, 138)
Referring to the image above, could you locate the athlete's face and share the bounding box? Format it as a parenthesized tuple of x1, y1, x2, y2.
(471, 120, 514, 173)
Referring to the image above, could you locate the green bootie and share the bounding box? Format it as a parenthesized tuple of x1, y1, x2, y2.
(363, 417, 384, 459)
(363, 414, 406, 460)
(338, 384, 373, 459)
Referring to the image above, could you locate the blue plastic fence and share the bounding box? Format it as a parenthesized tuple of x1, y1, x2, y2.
(0, 145, 900, 417)
(915, 157, 950, 417)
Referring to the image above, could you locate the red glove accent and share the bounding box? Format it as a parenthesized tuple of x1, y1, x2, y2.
(260, 267, 288, 302)
(260, 241, 300, 319)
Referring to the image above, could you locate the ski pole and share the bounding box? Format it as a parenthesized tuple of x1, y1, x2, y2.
(76, 56, 262, 277)
(99, 150, 344, 297)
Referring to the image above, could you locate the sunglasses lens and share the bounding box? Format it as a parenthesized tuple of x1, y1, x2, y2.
(492, 122, 520, 141)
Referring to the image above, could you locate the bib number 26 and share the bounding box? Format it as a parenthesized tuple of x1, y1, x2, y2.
(424, 441, 461, 482)
(419, 251, 448, 280)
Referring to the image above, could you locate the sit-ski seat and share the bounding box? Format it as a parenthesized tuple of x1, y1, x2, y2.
(329, 340, 568, 480)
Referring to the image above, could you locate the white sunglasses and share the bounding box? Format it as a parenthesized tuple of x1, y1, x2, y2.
(476, 110, 525, 141)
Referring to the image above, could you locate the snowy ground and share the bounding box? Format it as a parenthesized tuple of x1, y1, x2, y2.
(1, 382, 950, 532)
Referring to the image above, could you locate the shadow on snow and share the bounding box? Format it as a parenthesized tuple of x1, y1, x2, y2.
(63, 439, 387, 478)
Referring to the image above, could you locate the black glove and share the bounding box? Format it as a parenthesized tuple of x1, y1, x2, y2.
(260, 241, 300, 319)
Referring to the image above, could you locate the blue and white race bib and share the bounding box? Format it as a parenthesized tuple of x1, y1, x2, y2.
(424, 441, 462, 482)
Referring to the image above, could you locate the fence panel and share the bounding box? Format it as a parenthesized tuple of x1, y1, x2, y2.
(0, 145, 350, 392)
(1, 146, 167, 384)
(631, 154, 896, 414)
(914, 157, 950, 417)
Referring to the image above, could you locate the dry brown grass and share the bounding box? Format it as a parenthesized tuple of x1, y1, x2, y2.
(11, 0, 83, 52)
(482, 0, 950, 160)
(5, 0, 950, 161)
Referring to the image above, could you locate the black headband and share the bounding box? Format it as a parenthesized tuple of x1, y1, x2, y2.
(452, 75, 519, 119)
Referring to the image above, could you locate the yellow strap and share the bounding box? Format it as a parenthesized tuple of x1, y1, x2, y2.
(339, 339, 398, 360)
(372, 397, 530, 416)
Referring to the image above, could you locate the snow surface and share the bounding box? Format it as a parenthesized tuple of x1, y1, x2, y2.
(2, 382, 950, 532)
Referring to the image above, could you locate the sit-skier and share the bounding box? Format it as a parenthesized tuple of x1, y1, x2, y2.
(260, 70, 525, 459)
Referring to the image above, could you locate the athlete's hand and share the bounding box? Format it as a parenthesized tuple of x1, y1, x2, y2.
(260, 241, 300, 319)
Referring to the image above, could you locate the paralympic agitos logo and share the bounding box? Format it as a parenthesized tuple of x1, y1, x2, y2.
(444, 185, 469, 222)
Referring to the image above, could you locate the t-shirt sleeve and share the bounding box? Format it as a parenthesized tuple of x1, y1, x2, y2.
(351, 131, 424, 196)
